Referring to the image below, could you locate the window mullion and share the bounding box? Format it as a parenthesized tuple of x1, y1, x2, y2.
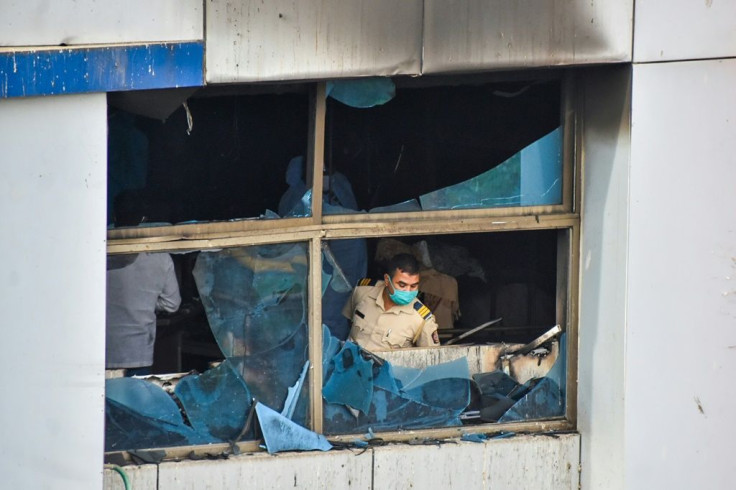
(307, 236, 324, 433)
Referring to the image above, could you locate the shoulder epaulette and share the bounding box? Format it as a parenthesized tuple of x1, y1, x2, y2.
(413, 300, 433, 320)
(357, 278, 379, 287)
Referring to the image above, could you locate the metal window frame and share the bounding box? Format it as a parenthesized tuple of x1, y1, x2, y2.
(104, 71, 581, 457)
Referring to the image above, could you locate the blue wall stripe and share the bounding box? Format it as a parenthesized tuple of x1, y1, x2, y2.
(0, 42, 204, 98)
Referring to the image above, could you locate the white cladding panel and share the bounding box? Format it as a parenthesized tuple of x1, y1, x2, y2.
(628, 59, 736, 489)
(0, 94, 107, 489)
(634, 0, 736, 62)
(0, 0, 203, 47)
(423, 0, 633, 73)
(577, 66, 631, 490)
(205, 0, 423, 83)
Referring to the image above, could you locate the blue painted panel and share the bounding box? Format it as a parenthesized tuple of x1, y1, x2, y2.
(0, 42, 203, 98)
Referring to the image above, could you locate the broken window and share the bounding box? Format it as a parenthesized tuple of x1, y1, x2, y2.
(105, 72, 577, 457)
(323, 77, 563, 214)
(107, 86, 311, 227)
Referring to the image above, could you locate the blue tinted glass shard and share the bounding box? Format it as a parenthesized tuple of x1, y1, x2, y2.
(368, 199, 422, 214)
(372, 360, 400, 394)
(193, 243, 308, 358)
(321, 239, 367, 340)
(105, 399, 214, 452)
(390, 364, 422, 389)
(230, 323, 310, 426)
(403, 377, 471, 412)
(399, 357, 470, 392)
(324, 386, 463, 434)
(192, 243, 310, 427)
(326, 78, 395, 108)
(106, 378, 183, 426)
(256, 403, 332, 454)
(174, 359, 252, 442)
(322, 343, 374, 414)
(420, 127, 562, 210)
(282, 361, 310, 420)
(497, 377, 564, 422)
(322, 348, 471, 434)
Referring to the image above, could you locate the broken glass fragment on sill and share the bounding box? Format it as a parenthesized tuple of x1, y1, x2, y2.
(106, 377, 183, 426)
(322, 340, 471, 434)
(256, 403, 332, 454)
(174, 359, 253, 442)
(497, 377, 564, 422)
(105, 398, 214, 452)
(419, 127, 562, 210)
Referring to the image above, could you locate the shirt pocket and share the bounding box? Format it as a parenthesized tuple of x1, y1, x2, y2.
(381, 328, 411, 349)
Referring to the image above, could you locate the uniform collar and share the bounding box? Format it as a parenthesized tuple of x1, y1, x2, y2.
(370, 283, 416, 315)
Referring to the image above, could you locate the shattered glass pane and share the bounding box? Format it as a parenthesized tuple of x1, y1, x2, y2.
(105, 242, 313, 451)
(322, 338, 471, 434)
(420, 127, 562, 210)
(321, 239, 367, 341)
(174, 359, 253, 442)
(105, 398, 214, 452)
(193, 243, 311, 427)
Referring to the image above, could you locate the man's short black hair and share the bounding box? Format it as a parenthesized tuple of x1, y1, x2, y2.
(386, 253, 420, 277)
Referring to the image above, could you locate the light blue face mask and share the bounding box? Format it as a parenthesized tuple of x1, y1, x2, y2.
(385, 276, 419, 305)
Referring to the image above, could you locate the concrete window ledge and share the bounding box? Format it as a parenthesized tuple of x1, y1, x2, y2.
(104, 433, 580, 490)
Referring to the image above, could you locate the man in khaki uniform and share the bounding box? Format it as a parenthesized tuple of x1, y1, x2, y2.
(342, 253, 440, 352)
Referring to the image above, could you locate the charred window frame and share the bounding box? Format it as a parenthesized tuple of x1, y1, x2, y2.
(105, 72, 580, 457)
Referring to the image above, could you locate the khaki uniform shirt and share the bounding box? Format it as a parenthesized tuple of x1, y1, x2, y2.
(342, 283, 440, 352)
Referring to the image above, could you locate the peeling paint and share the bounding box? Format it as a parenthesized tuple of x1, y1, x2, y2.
(0, 43, 204, 98)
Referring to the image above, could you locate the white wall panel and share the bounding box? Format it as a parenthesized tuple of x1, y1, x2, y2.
(424, 0, 633, 73)
(634, 0, 736, 62)
(578, 66, 631, 490)
(104, 465, 158, 490)
(0, 94, 107, 489)
(205, 0, 423, 83)
(373, 435, 580, 490)
(0, 0, 203, 47)
(628, 59, 736, 489)
(158, 449, 372, 489)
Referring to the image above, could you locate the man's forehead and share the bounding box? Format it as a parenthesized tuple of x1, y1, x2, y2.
(392, 269, 420, 283)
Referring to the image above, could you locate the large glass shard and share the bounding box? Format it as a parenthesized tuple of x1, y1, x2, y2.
(322, 343, 374, 413)
(399, 357, 470, 392)
(420, 127, 562, 210)
(321, 239, 367, 340)
(174, 359, 252, 442)
(106, 378, 183, 426)
(105, 399, 214, 452)
(193, 243, 310, 427)
(256, 403, 332, 454)
(324, 387, 464, 434)
(497, 377, 563, 422)
(193, 243, 308, 358)
(322, 343, 471, 434)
